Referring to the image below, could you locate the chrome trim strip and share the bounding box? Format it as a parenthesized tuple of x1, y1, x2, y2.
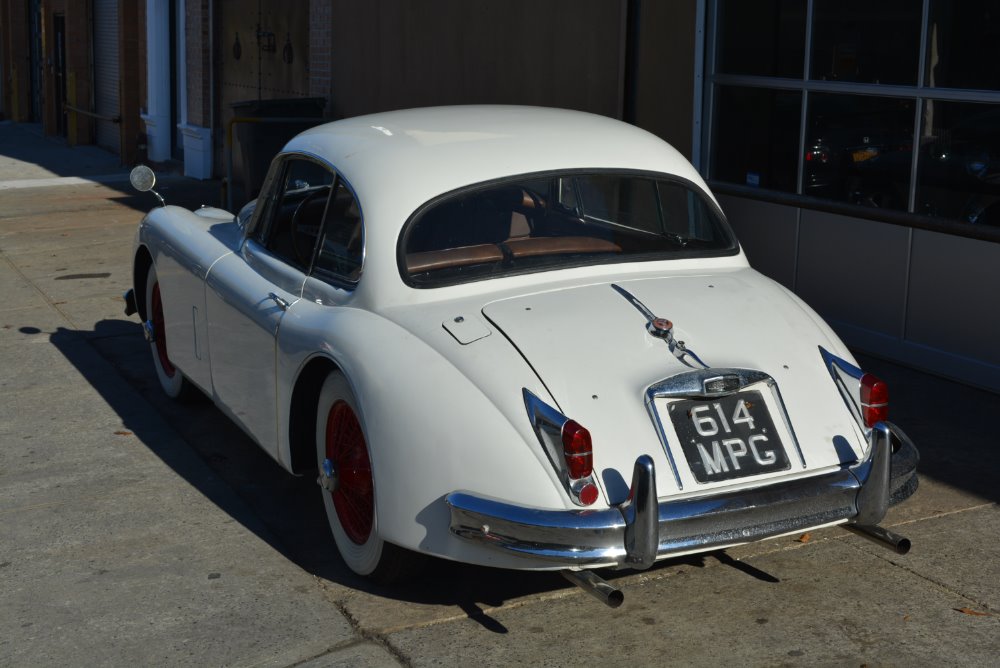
(645, 367, 771, 398)
(766, 378, 808, 469)
(610, 282, 656, 321)
(819, 346, 866, 434)
(610, 283, 710, 370)
(446, 422, 916, 567)
(643, 399, 684, 490)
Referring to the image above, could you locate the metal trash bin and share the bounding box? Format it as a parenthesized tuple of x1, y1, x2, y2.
(230, 97, 327, 201)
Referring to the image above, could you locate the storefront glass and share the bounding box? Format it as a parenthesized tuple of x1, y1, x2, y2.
(707, 0, 1000, 229)
(810, 0, 922, 85)
(916, 100, 1000, 224)
(925, 1, 1000, 91)
(804, 94, 915, 210)
(717, 0, 806, 79)
(712, 86, 801, 193)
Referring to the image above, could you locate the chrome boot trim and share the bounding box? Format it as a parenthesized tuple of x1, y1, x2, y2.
(143, 319, 156, 343)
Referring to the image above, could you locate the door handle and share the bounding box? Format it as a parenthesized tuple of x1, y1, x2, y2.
(267, 292, 291, 311)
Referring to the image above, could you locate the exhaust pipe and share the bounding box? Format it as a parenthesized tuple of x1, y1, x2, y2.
(561, 570, 624, 608)
(844, 524, 911, 555)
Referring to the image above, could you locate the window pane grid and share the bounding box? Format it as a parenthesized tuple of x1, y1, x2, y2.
(707, 0, 1000, 227)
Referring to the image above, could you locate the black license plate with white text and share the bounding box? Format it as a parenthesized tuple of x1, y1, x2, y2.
(668, 391, 790, 483)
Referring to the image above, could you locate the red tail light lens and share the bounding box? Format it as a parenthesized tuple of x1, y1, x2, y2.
(577, 482, 599, 506)
(561, 419, 593, 479)
(860, 373, 889, 428)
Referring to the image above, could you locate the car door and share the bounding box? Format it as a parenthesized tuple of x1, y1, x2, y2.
(205, 155, 334, 457)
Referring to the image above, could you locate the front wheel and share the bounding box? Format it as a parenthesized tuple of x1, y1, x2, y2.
(315, 372, 422, 583)
(144, 263, 196, 400)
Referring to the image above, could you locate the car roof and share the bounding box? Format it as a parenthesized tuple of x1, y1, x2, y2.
(280, 106, 723, 303)
(284, 105, 710, 214)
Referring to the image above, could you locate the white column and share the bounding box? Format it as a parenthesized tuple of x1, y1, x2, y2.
(141, 0, 171, 162)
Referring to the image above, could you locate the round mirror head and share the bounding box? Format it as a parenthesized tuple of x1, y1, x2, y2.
(129, 165, 156, 192)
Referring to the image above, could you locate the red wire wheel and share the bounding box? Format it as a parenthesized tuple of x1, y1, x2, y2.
(150, 282, 176, 378)
(324, 400, 374, 544)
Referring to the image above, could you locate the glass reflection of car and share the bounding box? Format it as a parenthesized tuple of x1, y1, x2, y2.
(804, 129, 913, 210)
(918, 108, 1000, 226)
(803, 96, 914, 210)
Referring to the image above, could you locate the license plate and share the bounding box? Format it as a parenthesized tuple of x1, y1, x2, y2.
(668, 390, 790, 483)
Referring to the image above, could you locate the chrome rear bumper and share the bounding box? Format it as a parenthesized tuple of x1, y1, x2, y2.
(446, 421, 918, 569)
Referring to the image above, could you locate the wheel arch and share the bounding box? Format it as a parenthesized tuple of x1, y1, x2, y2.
(288, 354, 342, 475)
(133, 245, 154, 320)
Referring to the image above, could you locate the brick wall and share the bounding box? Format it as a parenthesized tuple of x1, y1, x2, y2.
(186, 0, 211, 127)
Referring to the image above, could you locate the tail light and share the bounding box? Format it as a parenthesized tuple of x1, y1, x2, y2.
(860, 373, 888, 428)
(805, 146, 831, 164)
(562, 420, 598, 506)
(561, 420, 593, 479)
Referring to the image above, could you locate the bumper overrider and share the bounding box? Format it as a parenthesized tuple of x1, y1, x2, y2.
(446, 421, 918, 569)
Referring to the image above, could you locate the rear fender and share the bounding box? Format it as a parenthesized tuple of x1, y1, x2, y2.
(276, 307, 567, 561)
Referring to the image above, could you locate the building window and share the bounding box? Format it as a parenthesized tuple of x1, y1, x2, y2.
(706, 0, 1000, 229)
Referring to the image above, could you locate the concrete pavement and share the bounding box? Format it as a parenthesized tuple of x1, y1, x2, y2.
(1, 122, 997, 666)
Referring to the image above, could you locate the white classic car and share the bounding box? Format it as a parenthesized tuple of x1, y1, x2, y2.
(124, 106, 918, 605)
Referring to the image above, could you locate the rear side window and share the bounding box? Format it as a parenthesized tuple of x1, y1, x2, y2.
(400, 172, 736, 286)
(313, 180, 364, 283)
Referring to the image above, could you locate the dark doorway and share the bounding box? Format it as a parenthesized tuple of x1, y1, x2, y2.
(53, 13, 67, 136)
(29, 0, 42, 121)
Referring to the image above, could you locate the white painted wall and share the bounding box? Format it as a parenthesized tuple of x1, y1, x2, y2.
(141, 0, 171, 162)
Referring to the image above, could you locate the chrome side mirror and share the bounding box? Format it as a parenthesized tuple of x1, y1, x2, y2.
(130, 165, 166, 206)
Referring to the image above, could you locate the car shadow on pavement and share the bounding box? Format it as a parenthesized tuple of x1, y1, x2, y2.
(44, 320, 998, 631)
(47, 320, 718, 627)
(854, 353, 1000, 506)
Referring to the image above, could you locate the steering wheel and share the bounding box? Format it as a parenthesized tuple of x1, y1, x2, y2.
(290, 187, 329, 265)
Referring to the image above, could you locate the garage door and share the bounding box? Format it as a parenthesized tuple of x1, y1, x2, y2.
(92, 0, 120, 154)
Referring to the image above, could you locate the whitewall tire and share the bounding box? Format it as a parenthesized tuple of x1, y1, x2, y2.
(315, 371, 420, 582)
(145, 263, 194, 400)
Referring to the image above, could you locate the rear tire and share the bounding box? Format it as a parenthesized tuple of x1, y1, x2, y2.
(315, 372, 422, 583)
(144, 263, 196, 400)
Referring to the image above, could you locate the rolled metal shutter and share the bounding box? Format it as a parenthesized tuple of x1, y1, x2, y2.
(92, 0, 120, 154)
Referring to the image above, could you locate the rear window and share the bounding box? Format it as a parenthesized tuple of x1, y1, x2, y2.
(400, 172, 737, 287)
